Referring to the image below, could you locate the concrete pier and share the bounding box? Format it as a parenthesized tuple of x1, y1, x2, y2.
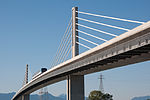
(67, 75, 84, 100)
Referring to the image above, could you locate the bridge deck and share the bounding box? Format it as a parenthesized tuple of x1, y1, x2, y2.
(12, 21, 150, 100)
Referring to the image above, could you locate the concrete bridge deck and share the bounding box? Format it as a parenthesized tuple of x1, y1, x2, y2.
(12, 21, 150, 100)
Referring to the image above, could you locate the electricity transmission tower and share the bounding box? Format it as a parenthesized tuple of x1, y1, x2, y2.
(39, 87, 49, 100)
(98, 74, 104, 93)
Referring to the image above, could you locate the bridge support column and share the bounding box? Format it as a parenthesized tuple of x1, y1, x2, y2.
(22, 94, 30, 100)
(21, 64, 30, 100)
(67, 7, 84, 100)
(67, 75, 84, 100)
(72, 7, 78, 57)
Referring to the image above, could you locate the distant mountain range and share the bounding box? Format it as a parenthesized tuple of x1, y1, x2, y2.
(0, 92, 16, 100)
(0, 92, 66, 100)
(131, 96, 150, 100)
(1, 92, 149, 100)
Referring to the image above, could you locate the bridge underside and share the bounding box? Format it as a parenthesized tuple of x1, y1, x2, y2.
(16, 43, 150, 100)
(74, 44, 150, 75)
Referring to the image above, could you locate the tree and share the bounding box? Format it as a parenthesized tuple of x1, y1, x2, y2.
(88, 90, 113, 100)
(101, 93, 113, 100)
(88, 90, 103, 100)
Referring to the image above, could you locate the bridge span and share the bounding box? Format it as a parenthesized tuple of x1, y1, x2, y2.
(12, 7, 150, 100)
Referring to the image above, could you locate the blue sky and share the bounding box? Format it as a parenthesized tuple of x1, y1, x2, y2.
(0, 0, 150, 100)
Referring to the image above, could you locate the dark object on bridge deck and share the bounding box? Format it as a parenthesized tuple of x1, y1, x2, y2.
(32, 68, 47, 79)
(41, 68, 47, 73)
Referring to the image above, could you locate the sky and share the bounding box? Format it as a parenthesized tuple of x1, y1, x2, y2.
(0, 0, 150, 100)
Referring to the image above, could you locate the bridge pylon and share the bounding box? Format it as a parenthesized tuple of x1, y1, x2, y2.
(22, 64, 30, 100)
(67, 7, 85, 100)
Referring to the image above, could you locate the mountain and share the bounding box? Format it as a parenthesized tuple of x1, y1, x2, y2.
(0, 92, 16, 100)
(0, 92, 89, 100)
(0, 92, 66, 100)
(131, 96, 150, 100)
(58, 94, 66, 99)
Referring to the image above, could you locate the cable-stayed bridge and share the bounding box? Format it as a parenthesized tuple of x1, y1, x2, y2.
(12, 7, 150, 100)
